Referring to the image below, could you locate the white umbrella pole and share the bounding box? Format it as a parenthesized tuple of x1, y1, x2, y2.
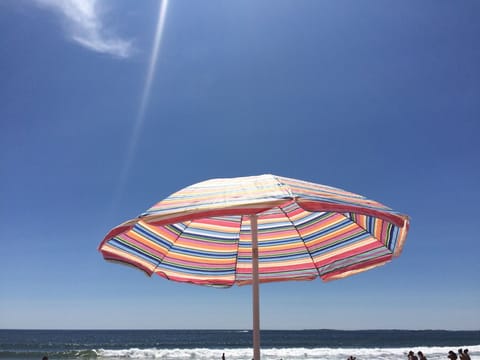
(250, 214, 261, 360)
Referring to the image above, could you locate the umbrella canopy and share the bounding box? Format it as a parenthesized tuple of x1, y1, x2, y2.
(99, 174, 409, 359)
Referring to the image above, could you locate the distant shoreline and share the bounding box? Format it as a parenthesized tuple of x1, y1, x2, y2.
(2, 328, 479, 331)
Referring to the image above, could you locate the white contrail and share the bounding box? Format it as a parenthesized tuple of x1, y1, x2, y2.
(110, 0, 169, 217)
(137, 0, 169, 127)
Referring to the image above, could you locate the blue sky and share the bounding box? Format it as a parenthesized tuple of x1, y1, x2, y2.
(0, 0, 479, 330)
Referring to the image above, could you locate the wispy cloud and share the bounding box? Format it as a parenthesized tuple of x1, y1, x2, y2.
(34, 0, 132, 58)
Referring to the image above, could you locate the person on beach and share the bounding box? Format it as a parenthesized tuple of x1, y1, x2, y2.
(222, 352, 225, 360)
(347, 356, 356, 360)
(409, 351, 419, 360)
(458, 349, 467, 360)
(463, 349, 471, 360)
(418, 351, 427, 360)
(448, 350, 458, 360)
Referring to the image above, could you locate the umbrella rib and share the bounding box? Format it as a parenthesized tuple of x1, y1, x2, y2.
(311, 212, 395, 279)
(278, 203, 322, 279)
(233, 215, 244, 285)
(337, 212, 393, 253)
(151, 219, 192, 274)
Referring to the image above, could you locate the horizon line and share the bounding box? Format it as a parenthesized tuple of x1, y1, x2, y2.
(1, 328, 479, 332)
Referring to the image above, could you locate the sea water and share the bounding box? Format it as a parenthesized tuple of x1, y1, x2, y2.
(0, 329, 478, 360)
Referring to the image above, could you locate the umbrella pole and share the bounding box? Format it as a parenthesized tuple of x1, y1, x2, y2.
(250, 214, 261, 360)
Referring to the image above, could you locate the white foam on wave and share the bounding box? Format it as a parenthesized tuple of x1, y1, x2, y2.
(96, 345, 480, 360)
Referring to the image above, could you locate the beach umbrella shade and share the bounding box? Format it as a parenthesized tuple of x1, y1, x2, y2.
(99, 174, 410, 360)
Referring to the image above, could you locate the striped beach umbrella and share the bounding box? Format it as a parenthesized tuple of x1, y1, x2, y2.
(99, 174, 409, 360)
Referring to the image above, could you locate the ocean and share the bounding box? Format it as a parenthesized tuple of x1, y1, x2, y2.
(0, 329, 478, 360)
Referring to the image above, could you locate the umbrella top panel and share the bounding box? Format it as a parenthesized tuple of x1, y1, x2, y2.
(141, 175, 407, 226)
